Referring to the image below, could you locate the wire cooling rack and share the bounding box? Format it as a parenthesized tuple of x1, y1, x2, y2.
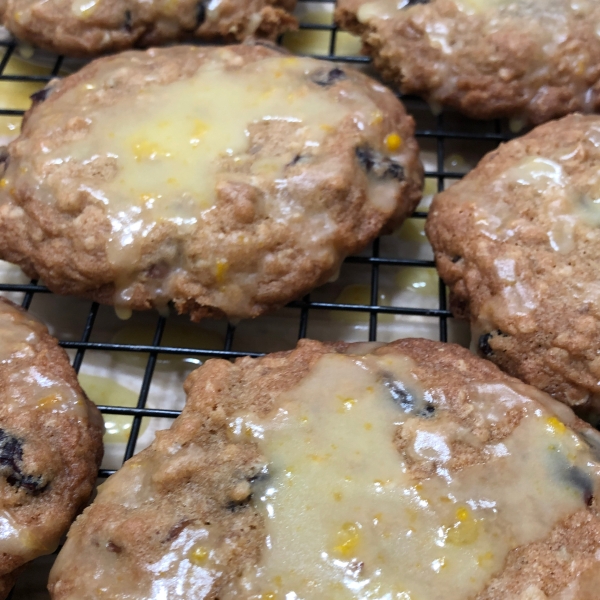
(0, 1, 516, 597)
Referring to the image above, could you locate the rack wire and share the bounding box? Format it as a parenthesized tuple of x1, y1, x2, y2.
(0, 1, 516, 596)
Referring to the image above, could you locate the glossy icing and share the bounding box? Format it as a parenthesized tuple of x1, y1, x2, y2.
(221, 352, 600, 599)
(465, 139, 600, 336)
(355, 0, 599, 118)
(48, 346, 600, 598)
(2, 51, 405, 311)
(71, 0, 99, 17)
(477, 157, 576, 251)
(0, 300, 91, 560)
(50, 448, 228, 598)
(0, 300, 87, 418)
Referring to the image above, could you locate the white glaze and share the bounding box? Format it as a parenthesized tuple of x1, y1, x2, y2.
(222, 352, 599, 599)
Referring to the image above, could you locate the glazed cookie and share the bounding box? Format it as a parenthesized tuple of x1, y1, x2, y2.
(426, 113, 600, 408)
(0, 0, 297, 57)
(0, 297, 103, 598)
(336, 0, 600, 125)
(0, 43, 423, 322)
(49, 338, 600, 599)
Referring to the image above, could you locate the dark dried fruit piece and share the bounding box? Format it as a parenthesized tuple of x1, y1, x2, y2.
(355, 146, 405, 181)
(196, 1, 206, 27)
(478, 330, 507, 358)
(30, 86, 54, 105)
(0, 432, 22, 470)
(287, 153, 313, 168)
(124, 10, 132, 33)
(287, 154, 303, 167)
(310, 68, 347, 87)
(0, 146, 9, 174)
(576, 428, 600, 462)
(420, 404, 435, 417)
(11, 473, 45, 493)
(565, 465, 594, 505)
(383, 376, 414, 412)
(0, 428, 47, 494)
(106, 541, 122, 553)
(146, 262, 169, 280)
(381, 375, 435, 418)
(478, 333, 493, 357)
(164, 519, 194, 542)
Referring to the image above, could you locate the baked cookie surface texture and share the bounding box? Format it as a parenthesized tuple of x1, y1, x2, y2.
(0, 297, 103, 599)
(336, 0, 600, 125)
(0, 0, 298, 57)
(0, 44, 423, 321)
(49, 338, 600, 600)
(427, 114, 600, 408)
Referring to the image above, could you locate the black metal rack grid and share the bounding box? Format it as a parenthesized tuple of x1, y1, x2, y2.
(0, 2, 516, 595)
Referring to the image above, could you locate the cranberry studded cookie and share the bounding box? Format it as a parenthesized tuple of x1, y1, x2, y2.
(0, 298, 103, 598)
(427, 113, 600, 408)
(49, 338, 600, 599)
(336, 0, 600, 125)
(0, 0, 298, 57)
(0, 43, 423, 322)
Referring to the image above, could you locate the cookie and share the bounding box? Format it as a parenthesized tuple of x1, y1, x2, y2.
(0, 297, 103, 598)
(48, 337, 600, 599)
(336, 0, 600, 125)
(426, 113, 600, 408)
(0, 0, 298, 57)
(0, 43, 423, 322)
